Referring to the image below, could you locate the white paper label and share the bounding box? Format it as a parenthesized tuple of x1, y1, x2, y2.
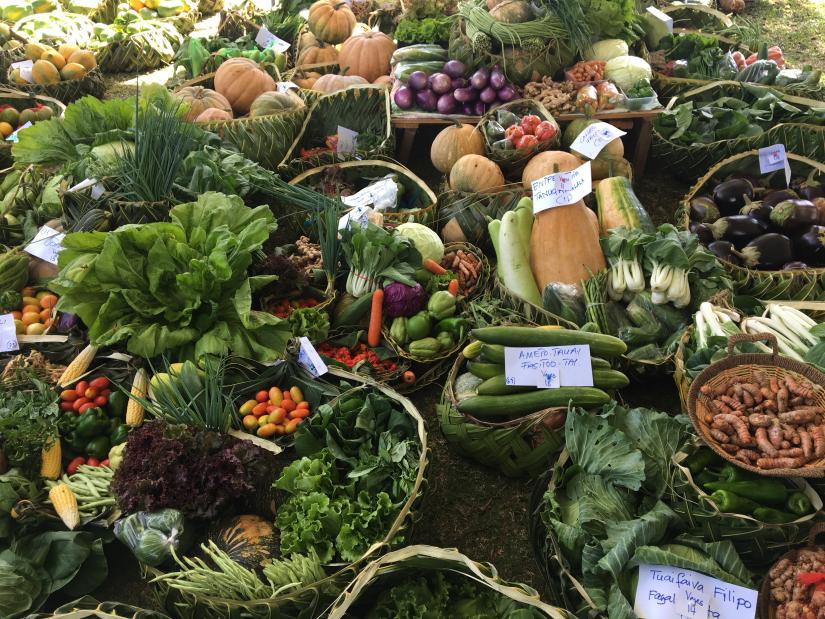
(297, 336, 328, 377)
(758, 143, 792, 186)
(646, 6, 673, 34)
(504, 345, 593, 389)
(570, 122, 626, 160)
(0, 314, 19, 352)
(338, 204, 371, 230)
(337, 126, 359, 154)
(24, 226, 65, 266)
(11, 59, 32, 83)
(68, 178, 97, 192)
(90, 182, 105, 199)
(276, 81, 299, 92)
(531, 161, 592, 213)
(6, 121, 31, 143)
(633, 564, 757, 619)
(255, 26, 290, 52)
(340, 177, 398, 210)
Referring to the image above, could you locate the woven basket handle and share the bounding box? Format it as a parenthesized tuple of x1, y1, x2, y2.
(726, 333, 778, 356)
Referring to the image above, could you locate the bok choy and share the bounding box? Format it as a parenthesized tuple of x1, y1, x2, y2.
(600, 227, 652, 301)
(341, 224, 422, 298)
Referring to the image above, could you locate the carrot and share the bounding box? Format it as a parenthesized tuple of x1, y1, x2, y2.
(367, 289, 383, 348)
(447, 279, 459, 296)
(423, 258, 446, 275)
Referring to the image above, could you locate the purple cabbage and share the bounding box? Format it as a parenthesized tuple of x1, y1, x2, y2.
(382, 282, 426, 317)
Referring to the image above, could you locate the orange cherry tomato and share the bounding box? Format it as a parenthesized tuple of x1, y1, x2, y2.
(281, 399, 296, 413)
(252, 402, 268, 416)
(89, 376, 110, 390)
(255, 390, 269, 403)
(257, 423, 277, 438)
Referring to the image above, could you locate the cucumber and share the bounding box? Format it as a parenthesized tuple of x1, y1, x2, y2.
(476, 368, 627, 396)
(391, 44, 449, 64)
(470, 327, 627, 358)
(457, 388, 611, 419)
(591, 357, 611, 369)
(593, 368, 629, 389)
(479, 344, 504, 364)
(332, 293, 373, 327)
(467, 361, 505, 380)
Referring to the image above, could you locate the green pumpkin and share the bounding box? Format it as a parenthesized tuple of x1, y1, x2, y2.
(488, 0, 535, 23)
(499, 44, 575, 86)
(562, 118, 599, 150)
(248, 91, 304, 118)
(208, 514, 279, 569)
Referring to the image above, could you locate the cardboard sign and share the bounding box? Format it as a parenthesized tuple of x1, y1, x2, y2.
(24, 226, 65, 266)
(340, 177, 398, 210)
(531, 161, 592, 213)
(633, 564, 757, 619)
(297, 337, 328, 377)
(255, 26, 290, 52)
(6, 121, 32, 143)
(0, 314, 19, 353)
(276, 81, 299, 92)
(504, 345, 593, 389)
(758, 143, 792, 186)
(570, 122, 626, 159)
(337, 126, 359, 154)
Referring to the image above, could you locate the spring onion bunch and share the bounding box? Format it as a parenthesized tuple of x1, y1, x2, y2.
(741, 304, 821, 360)
(341, 224, 422, 298)
(693, 302, 741, 350)
(600, 227, 652, 301)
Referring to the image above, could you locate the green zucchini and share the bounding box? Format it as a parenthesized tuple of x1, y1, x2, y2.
(390, 44, 449, 64)
(476, 368, 627, 396)
(332, 293, 373, 327)
(470, 327, 627, 358)
(591, 357, 611, 369)
(467, 361, 504, 380)
(479, 344, 504, 364)
(457, 388, 611, 419)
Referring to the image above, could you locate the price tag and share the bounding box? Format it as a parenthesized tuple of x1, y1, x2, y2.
(24, 225, 65, 266)
(6, 121, 31, 143)
(340, 177, 398, 210)
(338, 204, 371, 230)
(531, 161, 592, 213)
(11, 59, 32, 83)
(276, 81, 299, 92)
(646, 6, 673, 34)
(297, 337, 328, 378)
(255, 26, 290, 52)
(504, 345, 593, 389)
(337, 126, 359, 154)
(633, 564, 757, 619)
(0, 314, 18, 352)
(90, 182, 105, 199)
(759, 143, 792, 186)
(570, 122, 626, 160)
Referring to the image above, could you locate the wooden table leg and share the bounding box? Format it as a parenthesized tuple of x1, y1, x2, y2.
(397, 127, 418, 164)
(631, 118, 652, 179)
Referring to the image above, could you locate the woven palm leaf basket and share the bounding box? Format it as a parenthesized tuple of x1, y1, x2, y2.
(0, 31, 27, 84)
(164, 8, 201, 35)
(652, 81, 825, 181)
(680, 150, 825, 301)
(0, 89, 65, 168)
(279, 85, 393, 175)
(65, 0, 118, 24)
(216, 2, 262, 40)
(288, 159, 437, 227)
(197, 0, 224, 15)
(326, 545, 574, 618)
(97, 21, 183, 73)
(143, 367, 429, 619)
(179, 74, 307, 170)
(8, 66, 105, 104)
(27, 597, 170, 618)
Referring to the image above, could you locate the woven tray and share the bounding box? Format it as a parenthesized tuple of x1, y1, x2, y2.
(680, 150, 825, 301)
(438, 351, 564, 477)
(8, 66, 105, 104)
(0, 89, 65, 168)
(97, 24, 182, 73)
(688, 333, 825, 478)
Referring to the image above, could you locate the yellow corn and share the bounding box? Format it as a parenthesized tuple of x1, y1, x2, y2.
(40, 437, 61, 480)
(57, 344, 99, 387)
(126, 368, 148, 426)
(49, 483, 79, 530)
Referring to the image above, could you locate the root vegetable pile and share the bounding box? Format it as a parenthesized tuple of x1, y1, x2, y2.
(522, 79, 577, 114)
(769, 548, 825, 619)
(699, 371, 825, 470)
(440, 249, 481, 296)
(566, 60, 605, 82)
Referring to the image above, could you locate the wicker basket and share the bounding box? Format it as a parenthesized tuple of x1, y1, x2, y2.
(680, 150, 825, 301)
(442, 241, 492, 301)
(179, 74, 307, 171)
(197, 0, 224, 15)
(164, 8, 201, 35)
(0, 89, 65, 168)
(438, 351, 564, 477)
(652, 82, 825, 181)
(216, 3, 262, 40)
(144, 367, 429, 619)
(26, 598, 170, 619)
(65, 0, 118, 23)
(326, 545, 573, 618)
(0, 33, 27, 84)
(8, 66, 105, 104)
(477, 98, 560, 175)
(279, 85, 393, 175)
(688, 333, 825, 478)
(97, 23, 183, 73)
(288, 159, 437, 227)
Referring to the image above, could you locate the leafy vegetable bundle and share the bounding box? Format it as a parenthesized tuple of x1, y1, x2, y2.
(51, 192, 292, 361)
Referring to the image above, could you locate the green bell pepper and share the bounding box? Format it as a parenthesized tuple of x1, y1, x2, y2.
(76, 408, 110, 439)
(786, 491, 814, 516)
(67, 431, 87, 454)
(110, 423, 129, 447)
(86, 436, 111, 460)
(427, 291, 456, 320)
(408, 337, 441, 359)
(703, 480, 788, 505)
(753, 507, 797, 524)
(435, 317, 469, 340)
(436, 331, 454, 351)
(390, 317, 408, 345)
(407, 311, 432, 341)
(710, 489, 760, 515)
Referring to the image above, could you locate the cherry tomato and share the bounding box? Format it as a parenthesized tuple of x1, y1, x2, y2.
(94, 396, 108, 407)
(75, 381, 89, 398)
(86, 457, 100, 467)
(60, 390, 78, 402)
(85, 388, 98, 400)
(89, 376, 110, 390)
(72, 397, 89, 412)
(78, 402, 95, 414)
(67, 456, 86, 475)
(60, 401, 75, 412)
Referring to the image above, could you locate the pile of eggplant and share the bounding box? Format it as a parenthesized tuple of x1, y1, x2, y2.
(689, 170, 825, 271)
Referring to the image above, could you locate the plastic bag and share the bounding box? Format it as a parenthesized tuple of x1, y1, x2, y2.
(542, 283, 586, 325)
(717, 52, 739, 80)
(113, 509, 190, 567)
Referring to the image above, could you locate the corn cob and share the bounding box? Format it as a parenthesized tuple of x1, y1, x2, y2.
(49, 483, 80, 530)
(57, 344, 98, 387)
(40, 436, 61, 480)
(126, 368, 148, 426)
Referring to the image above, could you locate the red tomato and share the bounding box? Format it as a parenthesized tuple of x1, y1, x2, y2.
(255, 390, 269, 403)
(520, 115, 541, 135)
(67, 456, 86, 475)
(72, 397, 89, 412)
(504, 125, 524, 143)
(515, 134, 539, 151)
(94, 396, 108, 407)
(86, 457, 100, 467)
(534, 120, 558, 142)
(84, 388, 98, 400)
(60, 401, 75, 411)
(78, 402, 95, 414)
(89, 376, 110, 390)
(100, 459, 110, 468)
(60, 390, 78, 402)
(75, 381, 89, 398)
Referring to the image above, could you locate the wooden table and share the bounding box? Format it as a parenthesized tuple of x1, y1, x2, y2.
(391, 107, 665, 178)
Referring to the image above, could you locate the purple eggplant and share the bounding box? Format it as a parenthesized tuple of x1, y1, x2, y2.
(739, 198, 772, 223)
(709, 214, 767, 249)
(454, 86, 477, 103)
(690, 196, 720, 223)
(690, 221, 714, 245)
(713, 178, 754, 216)
(489, 65, 506, 90)
(442, 60, 466, 79)
(479, 86, 497, 104)
(415, 88, 438, 111)
(473, 101, 486, 116)
(795, 225, 825, 266)
(770, 199, 819, 232)
(53, 312, 79, 334)
(394, 86, 414, 109)
(470, 67, 490, 90)
(739, 233, 793, 270)
(407, 71, 428, 91)
(761, 189, 798, 208)
(497, 84, 517, 102)
(461, 103, 475, 115)
(451, 77, 468, 90)
(784, 261, 809, 269)
(437, 92, 458, 114)
(430, 72, 452, 95)
(708, 240, 742, 265)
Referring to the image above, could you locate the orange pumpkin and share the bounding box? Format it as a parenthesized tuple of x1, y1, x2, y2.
(449, 155, 505, 193)
(312, 73, 369, 93)
(195, 107, 233, 122)
(173, 85, 233, 121)
(307, 0, 356, 44)
(214, 57, 276, 116)
(293, 70, 322, 89)
(296, 41, 339, 67)
(430, 123, 484, 174)
(337, 31, 395, 83)
(373, 75, 393, 88)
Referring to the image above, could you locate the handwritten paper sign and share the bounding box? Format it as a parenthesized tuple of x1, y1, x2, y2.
(11, 59, 32, 83)
(24, 226, 65, 266)
(634, 564, 757, 619)
(531, 161, 592, 213)
(504, 345, 593, 389)
(337, 126, 359, 154)
(0, 314, 19, 352)
(338, 204, 371, 230)
(758, 143, 792, 186)
(6, 121, 31, 143)
(297, 337, 328, 377)
(276, 81, 299, 92)
(340, 177, 398, 210)
(68, 178, 105, 198)
(255, 26, 290, 52)
(570, 122, 626, 160)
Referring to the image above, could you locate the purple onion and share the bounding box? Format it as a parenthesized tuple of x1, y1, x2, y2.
(442, 60, 466, 78)
(497, 84, 517, 102)
(394, 86, 415, 109)
(461, 103, 475, 115)
(407, 71, 428, 91)
(470, 67, 490, 90)
(489, 66, 506, 90)
(454, 86, 478, 103)
(451, 77, 468, 90)
(473, 101, 486, 115)
(437, 92, 458, 114)
(430, 72, 452, 95)
(415, 88, 438, 111)
(479, 86, 497, 104)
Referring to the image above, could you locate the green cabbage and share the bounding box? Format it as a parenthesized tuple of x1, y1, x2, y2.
(604, 55, 652, 91)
